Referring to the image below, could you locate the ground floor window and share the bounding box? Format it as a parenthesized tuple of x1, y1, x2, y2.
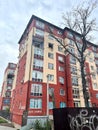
(60, 102, 66, 108)
(30, 98, 42, 109)
(74, 101, 80, 107)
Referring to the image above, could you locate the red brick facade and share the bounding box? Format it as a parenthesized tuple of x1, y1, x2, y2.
(7, 15, 98, 125)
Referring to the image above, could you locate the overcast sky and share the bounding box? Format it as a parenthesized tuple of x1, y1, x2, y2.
(0, 0, 98, 91)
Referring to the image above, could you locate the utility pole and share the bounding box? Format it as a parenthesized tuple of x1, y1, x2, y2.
(46, 75, 49, 117)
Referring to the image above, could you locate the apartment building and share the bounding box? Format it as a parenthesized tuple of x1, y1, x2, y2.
(0, 63, 16, 110)
(10, 15, 98, 125)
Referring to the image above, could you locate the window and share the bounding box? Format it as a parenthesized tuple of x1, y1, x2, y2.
(49, 27, 54, 32)
(48, 52, 53, 59)
(60, 102, 66, 108)
(59, 77, 64, 84)
(48, 43, 53, 49)
(33, 41, 44, 49)
(74, 101, 80, 107)
(48, 63, 54, 69)
(34, 47, 44, 57)
(58, 66, 64, 72)
(96, 93, 98, 99)
(60, 89, 65, 96)
(92, 74, 96, 79)
(7, 79, 13, 84)
(47, 74, 54, 81)
(48, 34, 54, 40)
(36, 21, 44, 29)
(58, 30, 62, 35)
(30, 99, 42, 109)
(75, 36, 81, 41)
(77, 43, 82, 51)
(9, 69, 15, 74)
(70, 66, 77, 75)
(94, 52, 98, 58)
(33, 59, 43, 69)
(73, 88, 80, 98)
(58, 56, 64, 63)
(72, 76, 78, 86)
(58, 46, 63, 52)
(31, 84, 42, 96)
(97, 68, 98, 74)
(69, 40, 74, 46)
(92, 46, 97, 52)
(58, 38, 62, 43)
(49, 88, 54, 96)
(68, 47, 75, 54)
(32, 71, 43, 82)
(95, 59, 98, 65)
(6, 91, 11, 97)
(70, 55, 76, 64)
(49, 102, 53, 109)
(91, 66, 94, 70)
(77, 51, 81, 58)
(6, 86, 12, 90)
(89, 57, 94, 62)
(93, 83, 98, 89)
(10, 64, 16, 68)
(35, 29, 44, 37)
(3, 99, 10, 104)
(67, 32, 73, 38)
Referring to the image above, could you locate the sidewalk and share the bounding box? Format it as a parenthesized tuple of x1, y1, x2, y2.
(0, 126, 17, 130)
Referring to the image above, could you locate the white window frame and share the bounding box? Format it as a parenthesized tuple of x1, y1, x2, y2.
(59, 66, 64, 71)
(74, 101, 80, 107)
(30, 99, 42, 109)
(58, 56, 64, 62)
(36, 21, 44, 29)
(31, 84, 42, 96)
(47, 74, 54, 81)
(35, 29, 44, 37)
(60, 89, 65, 96)
(72, 76, 78, 86)
(59, 77, 64, 84)
(48, 63, 54, 70)
(73, 88, 80, 98)
(48, 52, 53, 59)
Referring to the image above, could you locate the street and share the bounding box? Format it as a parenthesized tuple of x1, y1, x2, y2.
(0, 126, 17, 130)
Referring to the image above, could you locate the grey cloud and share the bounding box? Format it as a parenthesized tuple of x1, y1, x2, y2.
(0, 0, 98, 90)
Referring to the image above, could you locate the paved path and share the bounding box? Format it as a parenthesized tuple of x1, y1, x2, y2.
(0, 126, 17, 130)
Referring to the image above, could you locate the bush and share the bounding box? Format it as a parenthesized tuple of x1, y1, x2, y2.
(34, 119, 52, 130)
(0, 117, 8, 123)
(34, 120, 43, 130)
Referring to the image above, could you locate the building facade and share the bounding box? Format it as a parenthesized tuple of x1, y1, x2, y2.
(10, 15, 98, 125)
(0, 63, 16, 110)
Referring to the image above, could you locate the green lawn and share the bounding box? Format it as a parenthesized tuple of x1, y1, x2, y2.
(0, 117, 8, 123)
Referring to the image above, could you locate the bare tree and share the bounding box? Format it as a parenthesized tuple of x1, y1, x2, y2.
(50, 0, 97, 107)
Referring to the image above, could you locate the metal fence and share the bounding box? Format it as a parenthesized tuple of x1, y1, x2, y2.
(0, 110, 10, 120)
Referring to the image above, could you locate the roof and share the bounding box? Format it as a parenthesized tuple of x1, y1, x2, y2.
(18, 15, 63, 44)
(18, 15, 98, 47)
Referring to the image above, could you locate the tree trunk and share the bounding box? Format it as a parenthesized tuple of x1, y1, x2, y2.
(80, 56, 89, 107)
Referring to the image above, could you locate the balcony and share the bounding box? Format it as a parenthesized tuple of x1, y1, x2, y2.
(33, 65, 43, 71)
(32, 78, 43, 82)
(7, 73, 14, 79)
(34, 54, 43, 59)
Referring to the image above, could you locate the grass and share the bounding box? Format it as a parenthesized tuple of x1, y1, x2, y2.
(0, 117, 8, 123)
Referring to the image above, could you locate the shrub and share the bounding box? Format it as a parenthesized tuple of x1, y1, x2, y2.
(34, 119, 52, 130)
(0, 117, 8, 123)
